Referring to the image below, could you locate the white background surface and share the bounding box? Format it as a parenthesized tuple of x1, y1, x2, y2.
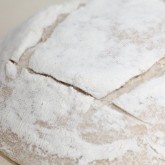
(0, 1, 65, 164)
(0, 0, 66, 38)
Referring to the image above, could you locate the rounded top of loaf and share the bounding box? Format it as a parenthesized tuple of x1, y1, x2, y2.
(1, 0, 165, 164)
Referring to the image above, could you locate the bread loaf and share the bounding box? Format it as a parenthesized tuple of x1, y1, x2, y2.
(1, 0, 165, 164)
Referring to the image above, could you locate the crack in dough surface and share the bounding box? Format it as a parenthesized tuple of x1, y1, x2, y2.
(113, 72, 165, 158)
(28, 0, 165, 99)
(113, 72, 165, 125)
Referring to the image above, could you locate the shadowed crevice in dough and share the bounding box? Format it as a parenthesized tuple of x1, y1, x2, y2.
(10, 55, 165, 103)
(28, 67, 95, 98)
(111, 103, 151, 125)
(39, 2, 86, 42)
(39, 13, 69, 42)
(102, 56, 165, 103)
(14, 12, 70, 69)
(9, 53, 165, 122)
(9, 59, 95, 98)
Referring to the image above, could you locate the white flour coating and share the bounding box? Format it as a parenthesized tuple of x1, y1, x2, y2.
(114, 73, 165, 124)
(0, 72, 159, 164)
(6, 0, 89, 63)
(29, 0, 165, 98)
(1, 0, 165, 165)
(113, 72, 165, 159)
(5, 61, 17, 79)
(0, 70, 93, 163)
(0, 0, 88, 83)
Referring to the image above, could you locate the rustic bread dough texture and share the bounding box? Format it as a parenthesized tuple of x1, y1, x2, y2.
(1, 0, 165, 164)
